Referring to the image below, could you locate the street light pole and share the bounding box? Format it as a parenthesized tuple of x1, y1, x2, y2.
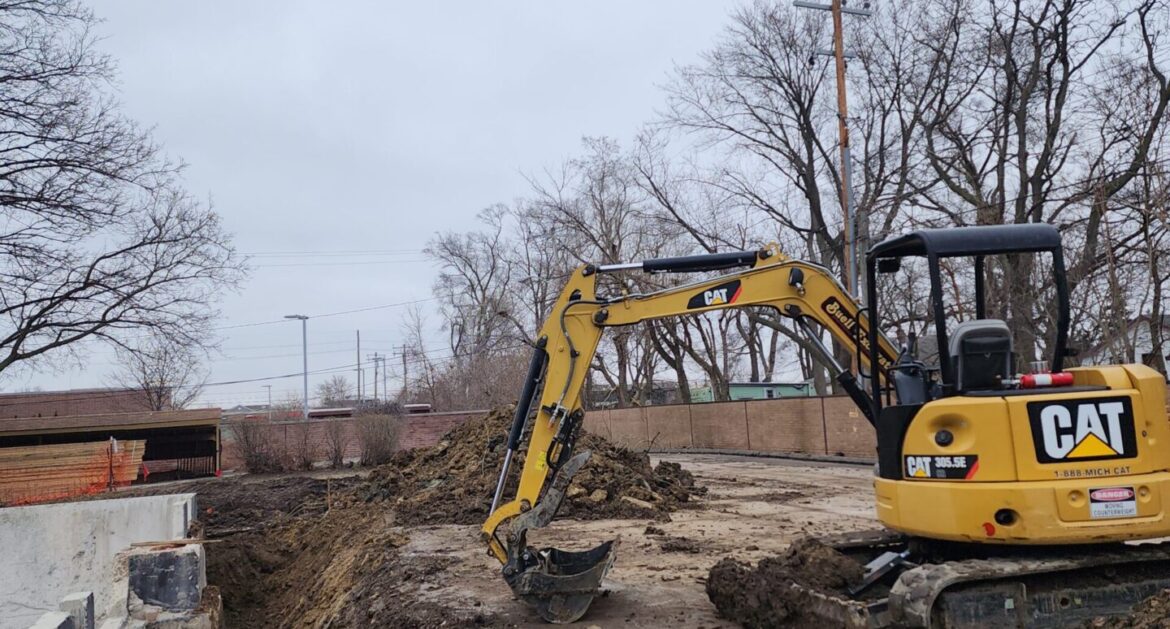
(284, 314, 309, 420)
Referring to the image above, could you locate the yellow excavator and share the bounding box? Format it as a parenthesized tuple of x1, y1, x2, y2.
(481, 223, 1170, 626)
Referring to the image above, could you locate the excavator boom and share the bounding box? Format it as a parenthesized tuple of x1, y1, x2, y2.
(481, 243, 896, 622)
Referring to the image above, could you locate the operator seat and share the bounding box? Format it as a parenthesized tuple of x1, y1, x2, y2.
(949, 319, 1012, 392)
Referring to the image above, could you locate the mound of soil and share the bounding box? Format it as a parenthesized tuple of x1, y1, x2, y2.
(1090, 589, 1170, 628)
(207, 504, 494, 628)
(196, 475, 361, 534)
(706, 538, 863, 628)
(358, 407, 706, 525)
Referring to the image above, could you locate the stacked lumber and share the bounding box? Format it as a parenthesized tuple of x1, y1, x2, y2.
(0, 439, 146, 506)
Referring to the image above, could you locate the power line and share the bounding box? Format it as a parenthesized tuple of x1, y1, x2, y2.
(309, 297, 436, 319)
(205, 297, 436, 332)
(252, 259, 429, 268)
(243, 249, 423, 257)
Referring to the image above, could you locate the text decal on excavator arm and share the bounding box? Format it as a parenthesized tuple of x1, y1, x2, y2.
(819, 296, 896, 372)
(1027, 397, 1137, 464)
(687, 280, 742, 309)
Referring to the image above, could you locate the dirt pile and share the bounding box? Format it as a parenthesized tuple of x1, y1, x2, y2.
(196, 475, 361, 534)
(359, 407, 706, 525)
(706, 538, 863, 628)
(1089, 589, 1170, 628)
(207, 504, 494, 628)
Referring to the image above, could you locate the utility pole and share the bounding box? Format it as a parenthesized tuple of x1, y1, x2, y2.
(369, 352, 380, 402)
(381, 355, 387, 403)
(355, 330, 361, 402)
(794, 0, 870, 296)
(284, 314, 310, 420)
(263, 385, 272, 421)
(397, 345, 409, 401)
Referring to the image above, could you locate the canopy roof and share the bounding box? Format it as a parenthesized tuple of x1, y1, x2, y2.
(868, 223, 1062, 259)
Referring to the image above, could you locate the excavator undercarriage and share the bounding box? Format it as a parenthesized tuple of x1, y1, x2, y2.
(793, 530, 1170, 628)
(481, 224, 1170, 626)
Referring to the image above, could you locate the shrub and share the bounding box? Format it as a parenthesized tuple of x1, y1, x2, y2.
(355, 414, 399, 466)
(290, 420, 318, 471)
(323, 418, 350, 468)
(226, 418, 288, 473)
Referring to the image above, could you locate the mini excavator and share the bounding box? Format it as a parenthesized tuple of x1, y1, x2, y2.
(482, 223, 1170, 627)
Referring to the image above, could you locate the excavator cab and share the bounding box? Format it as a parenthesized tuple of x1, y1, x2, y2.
(865, 222, 1071, 405)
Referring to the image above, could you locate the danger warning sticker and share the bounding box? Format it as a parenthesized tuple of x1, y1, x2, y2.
(1089, 485, 1137, 519)
(904, 455, 979, 480)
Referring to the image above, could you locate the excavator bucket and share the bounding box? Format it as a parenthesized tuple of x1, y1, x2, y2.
(499, 450, 618, 623)
(506, 540, 618, 623)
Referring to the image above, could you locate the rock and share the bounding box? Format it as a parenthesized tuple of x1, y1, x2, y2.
(567, 484, 586, 499)
(620, 496, 653, 510)
(127, 545, 206, 611)
(588, 489, 608, 503)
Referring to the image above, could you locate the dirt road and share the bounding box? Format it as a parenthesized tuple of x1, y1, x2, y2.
(400, 454, 877, 627)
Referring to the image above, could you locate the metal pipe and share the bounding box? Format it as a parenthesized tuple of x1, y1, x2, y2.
(595, 262, 642, 273)
(285, 314, 310, 419)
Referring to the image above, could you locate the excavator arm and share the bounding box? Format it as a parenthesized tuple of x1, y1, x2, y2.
(481, 243, 899, 623)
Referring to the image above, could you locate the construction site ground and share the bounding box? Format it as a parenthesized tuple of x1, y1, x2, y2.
(166, 453, 878, 627)
(412, 454, 877, 628)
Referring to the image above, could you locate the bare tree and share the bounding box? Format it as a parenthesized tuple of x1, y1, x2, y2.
(0, 1, 245, 377)
(909, 0, 1170, 360)
(425, 206, 515, 359)
(109, 336, 207, 410)
(316, 375, 352, 407)
(409, 0, 1170, 402)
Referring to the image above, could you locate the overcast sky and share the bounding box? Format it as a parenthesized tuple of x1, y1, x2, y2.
(11, 1, 737, 408)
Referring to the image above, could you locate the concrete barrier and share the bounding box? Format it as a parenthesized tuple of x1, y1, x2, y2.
(690, 402, 749, 449)
(0, 494, 196, 629)
(645, 405, 691, 448)
(745, 398, 827, 455)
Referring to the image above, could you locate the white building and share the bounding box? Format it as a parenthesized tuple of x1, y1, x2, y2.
(1083, 315, 1170, 379)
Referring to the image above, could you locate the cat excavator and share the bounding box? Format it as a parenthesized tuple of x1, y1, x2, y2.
(481, 223, 1170, 627)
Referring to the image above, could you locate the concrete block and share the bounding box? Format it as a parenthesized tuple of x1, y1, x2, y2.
(28, 612, 74, 629)
(59, 592, 94, 629)
(0, 493, 197, 627)
(823, 396, 876, 457)
(584, 408, 647, 448)
(689, 402, 749, 449)
(745, 398, 827, 454)
(126, 545, 205, 611)
(645, 405, 692, 448)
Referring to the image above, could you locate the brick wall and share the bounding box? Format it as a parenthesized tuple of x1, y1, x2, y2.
(581, 395, 878, 460)
(219, 410, 486, 471)
(220, 384, 1170, 471)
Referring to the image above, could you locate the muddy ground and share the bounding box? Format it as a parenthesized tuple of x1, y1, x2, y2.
(86, 449, 1170, 628)
(185, 454, 877, 628)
